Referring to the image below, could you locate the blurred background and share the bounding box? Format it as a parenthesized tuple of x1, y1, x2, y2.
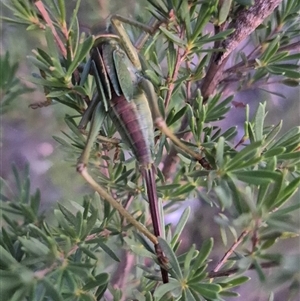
(1, 1, 299, 300)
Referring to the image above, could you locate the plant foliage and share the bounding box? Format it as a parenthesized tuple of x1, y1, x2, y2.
(1, 0, 299, 300)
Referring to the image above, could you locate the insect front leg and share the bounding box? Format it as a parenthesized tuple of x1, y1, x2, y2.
(77, 101, 107, 166)
(110, 15, 161, 51)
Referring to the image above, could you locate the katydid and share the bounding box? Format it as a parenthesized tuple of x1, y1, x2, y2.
(77, 15, 210, 284)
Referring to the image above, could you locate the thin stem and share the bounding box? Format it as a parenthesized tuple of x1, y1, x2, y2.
(164, 27, 187, 108)
(114, 252, 136, 301)
(208, 261, 280, 278)
(34, 1, 67, 57)
(213, 229, 250, 273)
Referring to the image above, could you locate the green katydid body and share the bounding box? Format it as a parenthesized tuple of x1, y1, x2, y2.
(78, 31, 168, 282)
(91, 37, 155, 165)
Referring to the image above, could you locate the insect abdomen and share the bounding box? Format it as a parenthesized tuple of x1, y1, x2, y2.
(108, 91, 155, 166)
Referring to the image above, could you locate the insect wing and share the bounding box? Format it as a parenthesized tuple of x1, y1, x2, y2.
(91, 47, 111, 100)
(102, 43, 122, 96)
(113, 49, 134, 102)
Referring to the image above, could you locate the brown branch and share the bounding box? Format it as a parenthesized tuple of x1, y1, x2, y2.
(208, 261, 280, 278)
(163, 23, 187, 108)
(34, 0, 67, 57)
(224, 39, 300, 77)
(200, 57, 229, 102)
(213, 230, 250, 273)
(164, 49, 187, 108)
(278, 40, 300, 53)
(202, 0, 283, 100)
(215, 0, 283, 65)
(162, 146, 182, 179)
(112, 250, 136, 299)
(224, 59, 256, 75)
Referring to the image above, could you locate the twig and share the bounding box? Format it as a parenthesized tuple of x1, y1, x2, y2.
(34, 1, 67, 57)
(34, 262, 59, 279)
(278, 40, 300, 53)
(164, 25, 187, 108)
(164, 49, 187, 108)
(208, 261, 280, 278)
(33, 231, 111, 280)
(213, 229, 250, 273)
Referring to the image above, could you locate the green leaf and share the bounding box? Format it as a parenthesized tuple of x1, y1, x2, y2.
(180, 0, 191, 39)
(66, 35, 95, 78)
(75, 210, 83, 237)
(18, 237, 49, 256)
(218, 0, 232, 25)
(147, 0, 168, 15)
(153, 280, 182, 300)
(85, 206, 98, 235)
(225, 141, 262, 171)
(69, 0, 82, 34)
(0, 246, 19, 266)
(97, 241, 120, 262)
(10, 287, 30, 301)
(272, 126, 300, 148)
(220, 291, 240, 297)
(159, 27, 186, 47)
(282, 79, 300, 87)
(79, 246, 98, 260)
(260, 36, 280, 63)
(216, 136, 225, 168)
(57, 0, 66, 23)
(253, 260, 266, 282)
(232, 170, 282, 185)
(263, 147, 286, 158)
(223, 276, 250, 288)
(273, 177, 300, 209)
(171, 207, 190, 247)
(168, 106, 188, 127)
(54, 210, 77, 237)
(42, 278, 64, 301)
(263, 121, 283, 148)
(182, 288, 198, 301)
(277, 151, 300, 160)
(189, 283, 221, 299)
(157, 237, 182, 280)
(192, 238, 213, 271)
(58, 203, 77, 226)
(183, 245, 197, 278)
(214, 179, 233, 208)
(191, 3, 215, 42)
(83, 273, 109, 290)
(271, 203, 300, 217)
(254, 102, 266, 141)
(170, 183, 196, 197)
